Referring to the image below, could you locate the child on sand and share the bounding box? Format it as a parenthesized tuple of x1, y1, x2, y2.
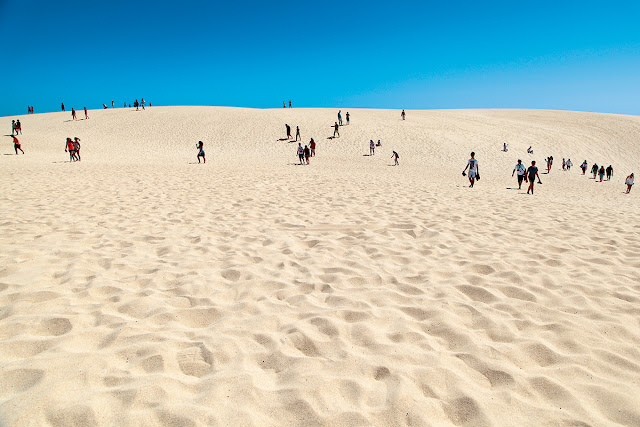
(333, 122, 339, 138)
(527, 161, 542, 195)
(295, 126, 301, 141)
(197, 141, 205, 163)
(392, 151, 399, 166)
(297, 143, 304, 164)
(304, 145, 310, 164)
(12, 135, 24, 154)
(512, 159, 526, 189)
(65, 138, 76, 162)
(310, 138, 316, 156)
(370, 140, 375, 155)
(462, 152, 479, 188)
(626, 173, 634, 193)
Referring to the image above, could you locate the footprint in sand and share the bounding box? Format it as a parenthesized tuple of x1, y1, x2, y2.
(177, 344, 213, 378)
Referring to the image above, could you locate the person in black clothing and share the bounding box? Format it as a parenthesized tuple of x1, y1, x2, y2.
(606, 165, 613, 180)
(286, 124, 291, 140)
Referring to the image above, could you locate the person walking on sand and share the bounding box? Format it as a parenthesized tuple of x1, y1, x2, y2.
(84, 107, 89, 119)
(392, 151, 399, 166)
(591, 163, 599, 179)
(370, 139, 375, 155)
(285, 124, 291, 140)
(527, 160, 542, 194)
(512, 159, 526, 189)
(15, 120, 21, 135)
(61, 102, 65, 112)
(401, 110, 406, 120)
(134, 100, 139, 110)
(527, 146, 533, 154)
(562, 158, 566, 171)
(346, 112, 350, 125)
(141, 98, 145, 110)
(12, 135, 24, 154)
(566, 159, 572, 171)
(73, 137, 81, 161)
(11, 120, 16, 135)
(289, 100, 292, 108)
(112, 100, 114, 108)
(124, 102, 127, 108)
(295, 126, 301, 141)
(625, 173, 634, 193)
(598, 165, 605, 182)
(581, 160, 588, 175)
(338, 110, 342, 126)
(196, 140, 205, 163)
(333, 122, 339, 138)
(606, 165, 613, 180)
(71, 108, 77, 120)
(304, 145, 310, 164)
(462, 152, 479, 188)
(310, 138, 316, 156)
(65, 138, 76, 162)
(503, 142, 508, 152)
(283, 101, 286, 108)
(297, 143, 304, 164)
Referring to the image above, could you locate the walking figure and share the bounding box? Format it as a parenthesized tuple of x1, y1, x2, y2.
(392, 151, 399, 165)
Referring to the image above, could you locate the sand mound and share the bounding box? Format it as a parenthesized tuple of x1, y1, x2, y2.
(1, 107, 639, 425)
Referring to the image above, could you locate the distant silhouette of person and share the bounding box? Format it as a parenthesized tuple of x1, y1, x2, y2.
(286, 124, 291, 140)
(333, 122, 339, 138)
(295, 126, 301, 141)
(338, 110, 342, 125)
(289, 100, 292, 108)
(346, 111, 350, 125)
(310, 138, 316, 156)
(401, 110, 405, 120)
(304, 145, 310, 164)
(61, 102, 65, 112)
(370, 139, 375, 155)
(112, 100, 114, 108)
(392, 151, 399, 165)
(71, 108, 77, 120)
(625, 173, 634, 193)
(297, 143, 304, 164)
(84, 107, 89, 119)
(606, 165, 613, 180)
(197, 140, 205, 163)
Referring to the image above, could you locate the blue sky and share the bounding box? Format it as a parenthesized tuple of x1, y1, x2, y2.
(1, 0, 639, 116)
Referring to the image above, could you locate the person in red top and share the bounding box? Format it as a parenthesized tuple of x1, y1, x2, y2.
(65, 138, 76, 162)
(309, 138, 316, 156)
(12, 135, 24, 154)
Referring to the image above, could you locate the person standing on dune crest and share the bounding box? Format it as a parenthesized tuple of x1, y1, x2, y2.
(401, 110, 406, 120)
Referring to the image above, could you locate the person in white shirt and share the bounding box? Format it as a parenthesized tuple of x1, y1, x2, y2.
(626, 173, 634, 193)
(462, 152, 479, 188)
(566, 159, 573, 171)
(512, 159, 526, 189)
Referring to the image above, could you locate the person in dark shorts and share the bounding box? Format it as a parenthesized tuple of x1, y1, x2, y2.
(84, 107, 89, 119)
(12, 135, 24, 154)
(65, 138, 76, 161)
(512, 159, 526, 189)
(304, 145, 310, 164)
(197, 141, 205, 163)
(370, 139, 375, 155)
(527, 160, 542, 195)
(61, 102, 65, 112)
(11, 120, 16, 135)
(606, 165, 613, 180)
(566, 159, 572, 170)
(346, 111, 350, 125)
(581, 160, 587, 175)
(598, 165, 605, 182)
(462, 152, 479, 188)
(295, 126, 301, 141)
(333, 122, 339, 138)
(286, 124, 291, 140)
(392, 151, 399, 166)
(401, 110, 405, 120)
(15, 120, 21, 134)
(310, 138, 316, 156)
(71, 108, 77, 120)
(289, 100, 292, 108)
(297, 143, 304, 164)
(591, 163, 599, 179)
(73, 137, 81, 161)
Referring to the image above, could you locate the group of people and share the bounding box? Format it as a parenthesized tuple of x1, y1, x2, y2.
(283, 101, 292, 108)
(296, 141, 315, 165)
(26, 106, 34, 114)
(64, 137, 82, 161)
(11, 119, 22, 135)
(337, 110, 350, 126)
(511, 158, 542, 194)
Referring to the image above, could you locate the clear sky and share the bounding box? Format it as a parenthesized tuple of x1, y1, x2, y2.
(1, 0, 639, 117)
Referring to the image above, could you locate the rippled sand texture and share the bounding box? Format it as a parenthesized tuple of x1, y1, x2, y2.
(1, 107, 639, 426)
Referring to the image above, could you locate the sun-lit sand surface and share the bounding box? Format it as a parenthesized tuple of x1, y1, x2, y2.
(1, 106, 639, 426)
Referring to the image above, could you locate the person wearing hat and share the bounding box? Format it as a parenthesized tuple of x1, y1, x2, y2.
(512, 159, 526, 189)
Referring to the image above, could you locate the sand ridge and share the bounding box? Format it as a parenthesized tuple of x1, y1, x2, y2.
(1, 107, 639, 425)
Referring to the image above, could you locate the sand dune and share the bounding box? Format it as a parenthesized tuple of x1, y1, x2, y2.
(1, 107, 639, 426)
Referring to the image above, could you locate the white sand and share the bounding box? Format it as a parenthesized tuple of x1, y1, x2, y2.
(1, 107, 639, 426)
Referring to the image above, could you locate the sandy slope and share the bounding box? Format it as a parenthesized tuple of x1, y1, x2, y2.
(1, 107, 639, 426)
